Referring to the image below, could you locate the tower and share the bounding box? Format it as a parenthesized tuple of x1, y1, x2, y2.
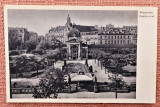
(65, 14, 72, 27)
(67, 14, 71, 24)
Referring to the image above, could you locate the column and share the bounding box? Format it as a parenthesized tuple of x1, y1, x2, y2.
(68, 44, 71, 60)
(78, 44, 81, 60)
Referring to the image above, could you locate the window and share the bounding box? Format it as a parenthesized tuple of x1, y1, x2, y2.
(123, 40, 125, 44)
(105, 40, 107, 44)
(114, 40, 116, 44)
(100, 40, 102, 44)
(111, 40, 113, 44)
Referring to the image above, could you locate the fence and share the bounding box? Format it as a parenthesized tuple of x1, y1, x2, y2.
(12, 88, 34, 94)
(11, 83, 136, 94)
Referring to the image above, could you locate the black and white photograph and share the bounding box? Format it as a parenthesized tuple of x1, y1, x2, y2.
(4, 6, 157, 103)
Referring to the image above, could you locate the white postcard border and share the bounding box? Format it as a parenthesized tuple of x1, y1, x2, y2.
(4, 5, 157, 103)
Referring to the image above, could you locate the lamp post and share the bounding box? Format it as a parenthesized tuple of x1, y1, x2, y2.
(115, 63, 119, 99)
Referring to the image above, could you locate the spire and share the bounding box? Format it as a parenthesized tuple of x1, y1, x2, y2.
(66, 12, 72, 27)
(67, 14, 71, 24)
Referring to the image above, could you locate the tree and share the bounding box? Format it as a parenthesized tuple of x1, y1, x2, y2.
(106, 53, 126, 99)
(36, 41, 58, 50)
(58, 42, 63, 60)
(26, 40, 38, 53)
(108, 69, 125, 99)
(10, 56, 24, 78)
(33, 68, 65, 98)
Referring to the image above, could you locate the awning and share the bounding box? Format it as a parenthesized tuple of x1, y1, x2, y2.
(122, 64, 136, 72)
(11, 78, 40, 86)
(71, 74, 93, 82)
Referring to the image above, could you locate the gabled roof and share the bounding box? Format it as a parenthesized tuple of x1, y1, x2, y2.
(75, 25, 97, 32)
(55, 26, 66, 32)
(66, 38, 81, 43)
(122, 64, 136, 72)
(49, 26, 67, 32)
(71, 74, 93, 82)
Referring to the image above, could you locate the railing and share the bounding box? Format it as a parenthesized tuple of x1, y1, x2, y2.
(11, 87, 71, 94)
(11, 83, 136, 94)
(98, 85, 111, 92)
(12, 88, 34, 94)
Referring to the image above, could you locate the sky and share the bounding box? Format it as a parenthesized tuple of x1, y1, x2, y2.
(8, 9, 137, 36)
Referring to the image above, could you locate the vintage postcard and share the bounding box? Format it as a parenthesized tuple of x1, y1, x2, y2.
(4, 5, 157, 103)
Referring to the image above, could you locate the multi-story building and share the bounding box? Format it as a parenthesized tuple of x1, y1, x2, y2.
(122, 26, 137, 44)
(98, 25, 137, 45)
(45, 14, 73, 43)
(106, 24, 114, 29)
(28, 31, 38, 43)
(81, 35, 98, 45)
(8, 27, 29, 43)
(98, 33, 134, 45)
(45, 14, 137, 60)
(8, 27, 29, 50)
(122, 26, 137, 35)
(8, 27, 39, 50)
(46, 14, 99, 44)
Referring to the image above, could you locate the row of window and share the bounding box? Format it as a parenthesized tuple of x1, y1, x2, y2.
(100, 40, 130, 45)
(82, 37, 98, 40)
(81, 32, 96, 35)
(55, 37, 64, 42)
(54, 33, 65, 36)
(100, 35, 130, 39)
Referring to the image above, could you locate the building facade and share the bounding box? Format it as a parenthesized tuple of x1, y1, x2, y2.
(61, 25, 88, 60)
(8, 27, 29, 50)
(8, 27, 39, 50)
(45, 14, 137, 60)
(46, 14, 99, 45)
(98, 33, 134, 45)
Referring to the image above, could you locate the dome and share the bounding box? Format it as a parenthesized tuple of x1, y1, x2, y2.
(68, 28, 81, 37)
